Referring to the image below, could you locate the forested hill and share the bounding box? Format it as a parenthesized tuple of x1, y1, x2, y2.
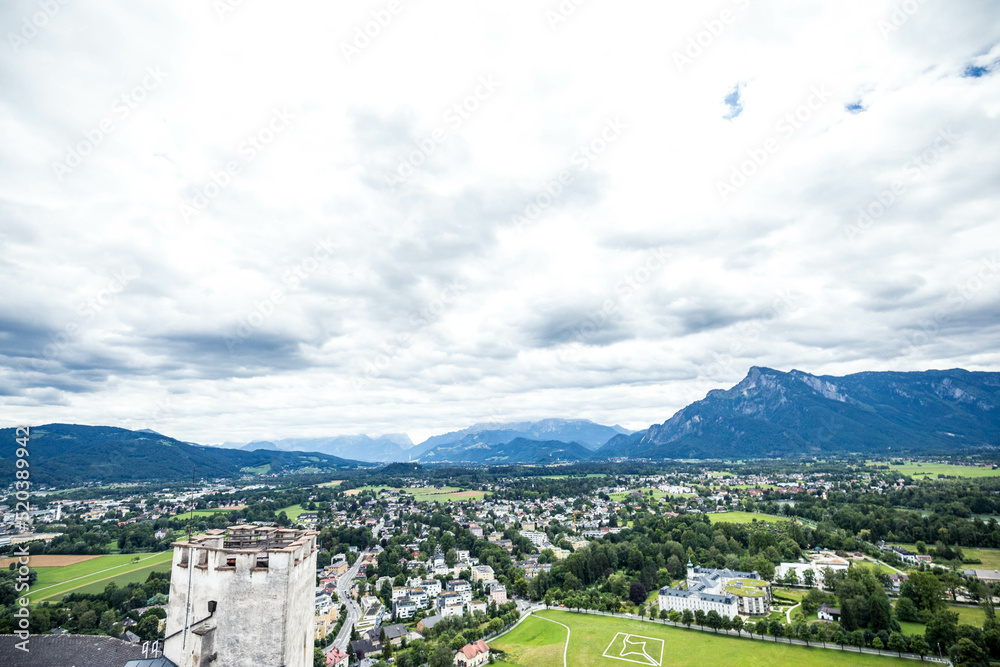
(0, 423, 362, 485)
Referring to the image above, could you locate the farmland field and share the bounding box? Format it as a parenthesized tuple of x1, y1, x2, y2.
(491, 610, 912, 667)
(407, 486, 485, 502)
(709, 512, 793, 525)
(342, 485, 484, 502)
(28, 551, 174, 602)
(0, 554, 100, 568)
(881, 461, 1000, 478)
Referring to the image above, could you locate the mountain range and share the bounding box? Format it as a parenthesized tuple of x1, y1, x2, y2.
(5, 368, 998, 483)
(0, 424, 361, 486)
(221, 434, 419, 462)
(598, 367, 1000, 459)
(218, 419, 629, 463)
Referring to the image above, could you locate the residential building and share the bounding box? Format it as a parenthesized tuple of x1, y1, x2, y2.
(325, 647, 349, 667)
(818, 603, 841, 622)
(454, 640, 490, 667)
(489, 584, 507, 605)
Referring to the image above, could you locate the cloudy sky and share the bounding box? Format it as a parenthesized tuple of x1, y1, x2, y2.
(1, 0, 998, 445)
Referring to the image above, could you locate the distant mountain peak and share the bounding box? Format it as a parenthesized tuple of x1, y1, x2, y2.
(599, 367, 1000, 460)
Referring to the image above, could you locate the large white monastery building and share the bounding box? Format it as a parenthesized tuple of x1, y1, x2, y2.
(658, 562, 772, 617)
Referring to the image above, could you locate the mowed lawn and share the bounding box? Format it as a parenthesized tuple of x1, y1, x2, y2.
(29, 551, 174, 602)
(491, 610, 913, 667)
(277, 504, 308, 520)
(884, 462, 1000, 478)
(709, 511, 790, 525)
(407, 486, 485, 502)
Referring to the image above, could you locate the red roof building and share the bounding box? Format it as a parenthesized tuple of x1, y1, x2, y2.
(454, 639, 490, 667)
(326, 646, 349, 667)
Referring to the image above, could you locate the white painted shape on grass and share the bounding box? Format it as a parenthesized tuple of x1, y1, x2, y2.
(602, 632, 664, 666)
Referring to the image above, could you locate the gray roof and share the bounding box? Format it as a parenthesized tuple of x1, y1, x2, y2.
(383, 623, 408, 639)
(420, 614, 443, 628)
(658, 585, 735, 604)
(0, 634, 153, 666)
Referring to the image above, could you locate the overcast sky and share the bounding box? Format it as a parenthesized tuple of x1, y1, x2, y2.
(1, 1, 998, 445)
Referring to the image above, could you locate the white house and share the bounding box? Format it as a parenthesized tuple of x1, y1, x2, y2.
(454, 640, 490, 667)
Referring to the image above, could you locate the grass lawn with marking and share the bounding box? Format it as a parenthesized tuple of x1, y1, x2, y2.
(29, 551, 174, 602)
(491, 610, 912, 667)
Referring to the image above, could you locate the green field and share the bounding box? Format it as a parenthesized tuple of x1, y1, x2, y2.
(610, 489, 670, 501)
(185, 507, 241, 518)
(491, 610, 912, 667)
(409, 486, 485, 502)
(949, 604, 987, 625)
(960, 548, 1000, 569)
(709, 511, 793, 525)
(30, 552, 174, 602)
(277, 504, 308, 520)
(881, 461, 1000, 478)
(347, 484, 485, 502)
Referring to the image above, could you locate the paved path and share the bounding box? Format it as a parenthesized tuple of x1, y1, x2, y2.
(785, 602, 800, 623)
(326, 548, 368, 653)
(533, 614, 570, 667)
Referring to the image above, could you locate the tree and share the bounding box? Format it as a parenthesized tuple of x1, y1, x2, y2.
(896, 596, 919, 622)
(801, 588, 827, 616)
(732, 615, 744, 636)
(888, 632, 907, 657)
(868, 594, 892, 633)
(950, 637, 986, 666)
(924, 610, 959, 649)
(850, 629, 866, 651)
(872, 637, 884, 652)
(429, 643, 453, 667)
(134, 614, 160, 641)
(796, 621, 811, 645)
(706, 610, 722, 633)
(769, 619, 784, 641)
(681, 609, 694, 628)
(910, 635, 930, 660)
(629, 582, 647, 606)
(902, 571, 945, 614)
(694, 610, 706, 627)
(314, 647, 327, 667)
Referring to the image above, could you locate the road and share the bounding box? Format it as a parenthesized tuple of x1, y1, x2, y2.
(328, 548, 368, 653)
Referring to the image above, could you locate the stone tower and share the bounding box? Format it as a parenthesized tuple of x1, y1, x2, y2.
(163, 526, 318, 667)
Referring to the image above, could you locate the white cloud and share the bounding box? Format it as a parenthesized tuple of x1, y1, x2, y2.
(1, 0, 998, 444)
